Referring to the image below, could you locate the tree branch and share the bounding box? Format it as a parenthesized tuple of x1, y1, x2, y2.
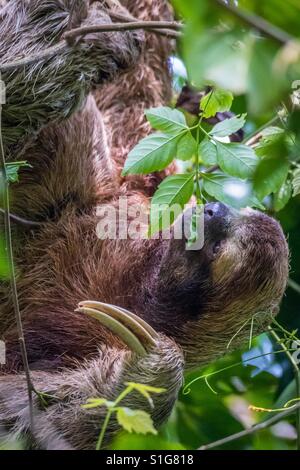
(0, 20, 182, 73)
(213, 0, 293, 45)
(62, 20, 182, 41)
(199, 401, 300, 450)
(103, 10, 182, 38)
(0, 208, 40, 228)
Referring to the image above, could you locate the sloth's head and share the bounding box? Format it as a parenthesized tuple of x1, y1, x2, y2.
(140, 202, 289, 369)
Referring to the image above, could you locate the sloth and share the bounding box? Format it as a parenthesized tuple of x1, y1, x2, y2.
(0, 0, 289, 450)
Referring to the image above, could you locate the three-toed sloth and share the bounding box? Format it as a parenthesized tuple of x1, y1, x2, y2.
(0, 0, 289, 450)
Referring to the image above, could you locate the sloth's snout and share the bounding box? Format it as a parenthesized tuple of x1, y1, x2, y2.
(204, 202, 229, 221)
(204, 202, 232, 241)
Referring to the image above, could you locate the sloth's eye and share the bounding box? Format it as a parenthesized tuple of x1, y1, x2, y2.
(212, 240, 222, 255)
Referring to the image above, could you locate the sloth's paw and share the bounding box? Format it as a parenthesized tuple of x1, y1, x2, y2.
(76, 300, 158, 357)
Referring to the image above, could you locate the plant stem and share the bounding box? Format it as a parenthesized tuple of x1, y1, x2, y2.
(183, 348, 298, 395)
(199, 401, 300, 450)
(243, 115, 280, 145)
(195, 125, 202, 203)
(96, 384, 133, 450)
(268, 326, 300, 450)
(0, 105, 35, 430)
(96, 409, 113, 451)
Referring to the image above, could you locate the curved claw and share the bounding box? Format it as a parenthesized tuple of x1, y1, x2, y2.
(76, 301, 158, 356)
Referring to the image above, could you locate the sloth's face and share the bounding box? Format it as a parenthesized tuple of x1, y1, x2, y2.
(141, 202, 289, 369)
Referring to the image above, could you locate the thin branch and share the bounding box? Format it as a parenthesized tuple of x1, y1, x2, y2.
(244, 115, 280, 146)
(62, 20, 182, 41)
(0, 20, 182, 73)
(204, 164, 219, 174)
(0, 42, 66, 73)
(199, 401, 300, 450)
(213, 0, 293, 45)
(0, 103, 35, 429)
(0, 208, 41, 228)
(103, 9, 181, 39)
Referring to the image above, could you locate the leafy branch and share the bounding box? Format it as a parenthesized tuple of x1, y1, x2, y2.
(123, 87, 296, 236)
(82, 382, 165, 450)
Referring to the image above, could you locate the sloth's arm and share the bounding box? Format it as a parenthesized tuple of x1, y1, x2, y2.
(10, 94, 117, 220)
(0, 0, 142, 150)
(0, 319, 183, 450)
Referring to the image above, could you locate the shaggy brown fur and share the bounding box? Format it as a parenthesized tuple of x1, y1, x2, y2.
(0, 0, 289, 450)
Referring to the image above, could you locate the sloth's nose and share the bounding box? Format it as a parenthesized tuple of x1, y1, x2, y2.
(204, 202, 229, 220)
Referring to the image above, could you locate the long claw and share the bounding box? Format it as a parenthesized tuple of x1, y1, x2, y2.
(77, 301, 158, 356)
(76, 306, 148, 356)
(78, 301, 158, 343)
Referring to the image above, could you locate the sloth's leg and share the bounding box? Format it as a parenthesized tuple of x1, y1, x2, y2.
(1, 0, 142, 150)
(0, 323, 183, 449)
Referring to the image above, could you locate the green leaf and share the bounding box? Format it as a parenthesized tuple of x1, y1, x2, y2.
(149, 173, 195, 236)
(200, 89, 233, 119)
(253, 156, 290, 200)
(176, 132, 197, 161)
(145, 107, 188, 135)
(255, 129, 285, 158)
(116, 408, 157, 435)
(199, 138, 217, 166)
(202, 172, 264, 209)
(82, 398, 114, 409)
(184, 30, 249, 94)
(292, 168, 300, 197)
(273, 179, 292, 211)
(216, 142, 258, 179)
(122, 133, 181, 175)
(5, 161, 31, 183)
(209, 114, 246, 138)
(125, 382, 166, 408)
(247, 39, 288, 115)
